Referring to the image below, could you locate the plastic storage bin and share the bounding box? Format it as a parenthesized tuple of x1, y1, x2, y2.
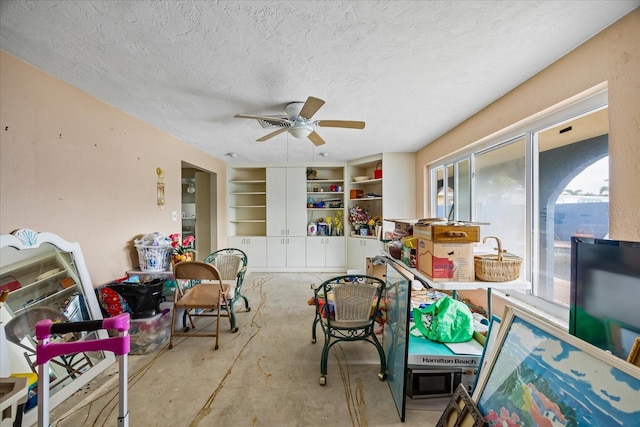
(128, 310, 171, 354)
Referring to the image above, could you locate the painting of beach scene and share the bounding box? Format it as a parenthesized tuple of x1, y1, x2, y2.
(473, 306, 640, 426)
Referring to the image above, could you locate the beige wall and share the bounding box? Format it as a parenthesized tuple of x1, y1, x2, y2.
(416, 9, 640, 241)
(415, 9, 639, 315)
(0, 51, 228, 286)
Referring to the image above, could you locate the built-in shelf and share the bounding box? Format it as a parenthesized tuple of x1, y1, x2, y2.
(228, 167, 267, 237)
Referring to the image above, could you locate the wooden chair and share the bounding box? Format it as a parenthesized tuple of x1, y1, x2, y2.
(311, 274, 387, 386)
(203, 248, 249, 333)
(170, 262, 232, 350)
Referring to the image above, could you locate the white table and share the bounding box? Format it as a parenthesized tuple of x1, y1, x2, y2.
(383, 254, 530, 318)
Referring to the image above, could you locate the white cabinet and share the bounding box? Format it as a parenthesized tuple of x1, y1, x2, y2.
(228, 236, 267, 267)
(267, 168, 307, 237)
(306, 236, 346, 268)
(266, 236, 306, 268)
(347, 236, 383, 271)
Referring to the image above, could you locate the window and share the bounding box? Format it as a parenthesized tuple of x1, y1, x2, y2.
(429, 92, 609, 318)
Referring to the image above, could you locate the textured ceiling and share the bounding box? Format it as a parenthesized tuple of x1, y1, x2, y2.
(1, 1, 637, 164)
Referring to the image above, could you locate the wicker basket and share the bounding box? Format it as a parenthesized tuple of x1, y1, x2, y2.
(135, 245, 172, 272)
(474, 236, 522, 282)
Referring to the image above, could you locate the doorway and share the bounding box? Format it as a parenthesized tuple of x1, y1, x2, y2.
(181, 163, 217, 260)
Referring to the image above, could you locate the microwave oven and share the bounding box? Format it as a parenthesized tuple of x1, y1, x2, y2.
(406, 368, 475, 399)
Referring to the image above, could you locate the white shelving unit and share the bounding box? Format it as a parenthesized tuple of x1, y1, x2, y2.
(345, 153, 416, 271)
(228, 167, 267, 237)
(306, 166, 345, 232)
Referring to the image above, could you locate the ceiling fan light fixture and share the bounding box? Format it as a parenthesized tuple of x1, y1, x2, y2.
(186, 181, 196, 194)
(289, 125, 313, 139)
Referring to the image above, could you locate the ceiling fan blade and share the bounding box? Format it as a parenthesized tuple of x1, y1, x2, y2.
(298, 97, 325, 119)
(316, 120, 366, 129)
(257, 128, 287, 142)
(234, 114, 290, 124)
(307, 131, 326, 146)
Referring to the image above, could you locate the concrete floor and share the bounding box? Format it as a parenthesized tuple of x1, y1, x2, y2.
(47, 273, 443, 426)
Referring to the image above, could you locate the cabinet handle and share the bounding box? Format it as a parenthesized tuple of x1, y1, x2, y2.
(286, 238, 290, 244)
(281, 239, 285, 244)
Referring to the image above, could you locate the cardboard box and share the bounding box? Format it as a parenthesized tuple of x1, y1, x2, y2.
(366, 257, 387, 280)
(350, 189, 364, 199)
(414, 224, 479, 243)
(416, 238, 475, 281)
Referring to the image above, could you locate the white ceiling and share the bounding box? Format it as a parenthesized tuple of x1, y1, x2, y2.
(1, 1, 637, 164)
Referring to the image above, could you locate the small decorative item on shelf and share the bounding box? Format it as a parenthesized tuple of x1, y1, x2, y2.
(308, 222, 318, 236)
(169, 233, 196, 265)
(349, 205, 370, 234)
(334, 211, 343, 236)
(306, 168, 318, 180)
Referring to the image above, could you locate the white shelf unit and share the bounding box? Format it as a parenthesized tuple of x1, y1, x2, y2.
(228, 167, 267, 237)
(346, 153, 416, 271)
(347, 155, 384, 238)
(306, 166, 345, 234)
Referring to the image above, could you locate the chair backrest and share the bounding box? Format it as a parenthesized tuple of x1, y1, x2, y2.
(173, 261, 222, 282)
(203, 248, 247, 281)
(316, 275, 384, 326)
(332, 281, 379, 322)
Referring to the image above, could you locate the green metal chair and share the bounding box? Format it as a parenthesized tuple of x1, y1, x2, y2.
(203, 248, 249, 333)
(311, 274, 387, 386)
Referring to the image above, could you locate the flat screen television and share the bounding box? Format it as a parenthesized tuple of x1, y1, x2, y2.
(570, 236, 640, 360)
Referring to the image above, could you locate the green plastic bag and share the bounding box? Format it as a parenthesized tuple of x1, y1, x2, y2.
(412, 296, 474, 343)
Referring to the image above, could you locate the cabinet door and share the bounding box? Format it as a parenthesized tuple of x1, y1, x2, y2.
(347, 237, 382, 271)
(267, 167, 306, 237)
(267, 168, 287, 236)
(266, 236, 287, 267)
(285, 168, 307, 236)
(267, 236, 306, 267)
(362, 238, 383, 262)
(324, 236, 346, 268)
(347, 237, 364, 271)
(286, 236, 306, 267)
(229, 236, 266, 267)
(306, 237, 325, 267)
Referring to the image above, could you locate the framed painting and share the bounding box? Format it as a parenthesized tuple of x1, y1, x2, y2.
(627, 337, 640, 367)
(472, 306, 640, 426)
(471, 314, 501, 394)
(437, 384, 485, 427)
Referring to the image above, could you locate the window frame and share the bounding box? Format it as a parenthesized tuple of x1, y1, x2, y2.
(428, 89, 608, 322)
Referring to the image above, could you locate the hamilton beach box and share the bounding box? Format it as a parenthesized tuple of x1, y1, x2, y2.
(414, 224, 479, 282)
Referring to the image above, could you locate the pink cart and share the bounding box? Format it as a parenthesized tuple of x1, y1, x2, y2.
(35, 313, 130, 427)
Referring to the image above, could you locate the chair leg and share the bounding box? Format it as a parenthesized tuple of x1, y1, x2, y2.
(169, 304, 177, 349)
(371, 332, 388, 381)
(240, 293, 250, 311)
(311, 313, 320, 343)
(320, 337, 331, 386)
(228, 304, 238, 333)
(214, 300, 221, 350)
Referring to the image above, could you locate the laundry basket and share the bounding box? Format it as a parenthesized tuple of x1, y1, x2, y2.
(135, 245, 172, 272)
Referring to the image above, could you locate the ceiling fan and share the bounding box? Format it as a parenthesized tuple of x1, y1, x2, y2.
(234, 96, 365, 146)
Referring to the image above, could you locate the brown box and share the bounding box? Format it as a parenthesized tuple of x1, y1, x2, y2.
(366, 258, 387, 280)
(414, 224, 479, 243)
(416, 238, 475, 282)
(350, 189, 364, 199)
